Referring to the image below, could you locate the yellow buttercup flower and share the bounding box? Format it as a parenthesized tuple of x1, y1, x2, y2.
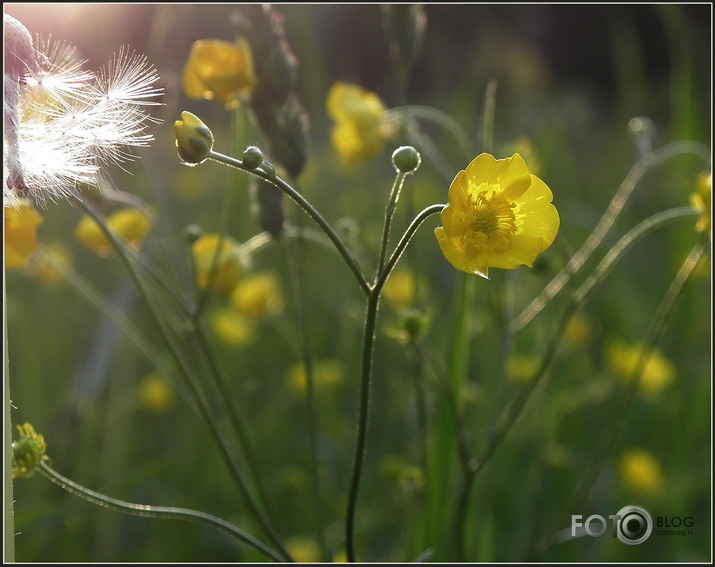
(506, 352, 540, 383)
(286, 359, 344, 394)
(183, 39, 255, 108)
(434, 153, 560, 279)
(606, 340, 675, 396)
(210, 308, 255, 347)
(137, 372, 175, 414)
(326, 82, 388, 163)
(74, 207, 152, 257)
(29, 242, 72, 287)
(690, 171, 711, 234)
(285, 537, 320, 563)
(618, 449, 663, 495)
(563, 313, 591, 347)
(230, 271, 284, 319)
(4, 200, 43, 269)
(382, 269, 416, 312)
(192, 234, 245, 295)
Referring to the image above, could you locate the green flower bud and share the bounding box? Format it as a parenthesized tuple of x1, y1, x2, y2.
(242, 145, 264, 169)
(175, 111, 214, 164)
(181, 223, 203, 245)
(261, 160, 277, 179)
(12, 423, 47, 479)
(392, 145, 421, 174)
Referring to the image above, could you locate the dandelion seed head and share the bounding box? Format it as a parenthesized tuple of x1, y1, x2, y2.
(3, 15, 163, 207)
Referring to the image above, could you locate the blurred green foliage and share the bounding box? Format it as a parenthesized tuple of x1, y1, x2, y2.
(5, 3, 710, 562)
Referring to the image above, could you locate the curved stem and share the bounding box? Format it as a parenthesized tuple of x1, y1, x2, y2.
(38, 461, 285, 562)
(385, 106, 474, 162)
(531, 237, 709, 559)
(468, 208, 702, 479)
(208, 150, 370, 296)
(378, 204, 446, 291)
(510, 140, 711, 333)
(71, 195, 291, 561)
(572, 207, 698, 305)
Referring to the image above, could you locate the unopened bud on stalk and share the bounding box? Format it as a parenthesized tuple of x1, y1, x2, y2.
(175, 111, 214, 164)
(392, 145, 421, 174)
(12, 423, 47, 479)
(181, 223, 203, 245)
(242, 145, 264, 170)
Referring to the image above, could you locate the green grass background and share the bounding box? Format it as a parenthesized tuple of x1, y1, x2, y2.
(5, 3, 711, 562)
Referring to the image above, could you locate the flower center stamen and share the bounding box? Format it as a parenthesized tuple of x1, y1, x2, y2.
(469, 189, 517, 251)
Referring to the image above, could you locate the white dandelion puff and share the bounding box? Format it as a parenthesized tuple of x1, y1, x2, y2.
(3, 14, 163, 206)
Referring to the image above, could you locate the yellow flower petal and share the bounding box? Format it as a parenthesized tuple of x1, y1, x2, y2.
(326, 82, 387, 163)
(4, 201, 43, 269)
(182, 39, 255, 108)
(690, 171, 711, 234)
(74, 208, 152, 257)
(192, 234, 244, 295)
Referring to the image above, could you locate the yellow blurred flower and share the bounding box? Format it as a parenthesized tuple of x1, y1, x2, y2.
(183, 39, 255, 108)
(287, 359, 344, 394)
(690, 171, 711, 234)
(230, 271, 284, 319)
(434, 153, 560, 279)
(192, 234, 245, 295)
(285, 536, 320, 563)
(500, 137, 542, 176)
(326, 82, 388, 163)
(74, 207, 152, 257)
(563, 313, 591, 347)
(4, 201, 42, 269)
(210, 308, 255, 347)
(382, 269, 416, 311)
(606, 340, 675, 395)
(506, 352, 541, 383)
(618, 449, 663, 495)
(138, 372, 175, 414)
(29, 242, 72, 287)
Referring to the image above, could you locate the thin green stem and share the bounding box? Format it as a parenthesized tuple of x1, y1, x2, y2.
(378, 204, 446, 290)
(280, 235, 328, 560)
(34, 245, 170, 376)
(386, 106, 474, 162)
(38, 460, 285, 562)
(208, 150, 370, 296)
(479, 79, 497, 154)
(376, 170, 409, 278)
(531, 237, 709, 559)
(346, 203, 445, 562)
(345, 291, 380, 563)
(3, 274, 14, 562)
(71, 194, 291, 561)
(572, 207, 698, 305)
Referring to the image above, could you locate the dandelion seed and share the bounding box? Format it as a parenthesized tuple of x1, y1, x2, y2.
(3, 14, 163, 206)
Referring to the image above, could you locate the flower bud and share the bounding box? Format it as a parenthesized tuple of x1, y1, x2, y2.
(242, 145, 264, 170)
(12, 423, 47, 479)
(182, 223, 203, 245)
(175, 111, 214, 164)
(392, 145, 421, 173)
